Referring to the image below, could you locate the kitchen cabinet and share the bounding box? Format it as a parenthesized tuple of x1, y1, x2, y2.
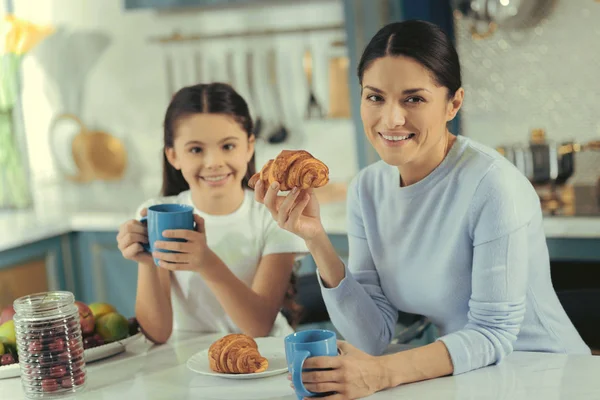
(0, 236, 71, 309)
(297, 234, 348, 276)
(3, 226, 598, 339)
(72, 232, 138, 319)
(547, 238, 600, 262)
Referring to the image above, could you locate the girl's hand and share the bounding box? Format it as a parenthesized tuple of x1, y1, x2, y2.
(254, 180, 325, 241)
(291, 342, 389, 400)
(152, 214, 211, 273)
(117, 208, 153, 265)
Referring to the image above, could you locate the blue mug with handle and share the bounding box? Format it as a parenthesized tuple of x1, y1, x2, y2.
(140, 204, 194, 266)
(285, 329, 338, 399)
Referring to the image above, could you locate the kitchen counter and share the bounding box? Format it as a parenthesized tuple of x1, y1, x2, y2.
(0, 182, 349, 253)
(1, 182, 599, 253)
(2, 331, 600, 399)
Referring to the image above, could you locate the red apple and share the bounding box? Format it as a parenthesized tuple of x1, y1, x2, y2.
(92, 333, 104, 346)
(0, 305, 15, 325)
(74, 301, 95, 335)
(1, 354, 15, 365)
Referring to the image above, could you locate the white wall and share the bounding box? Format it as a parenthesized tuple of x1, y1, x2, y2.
(13, 0, 358, 195)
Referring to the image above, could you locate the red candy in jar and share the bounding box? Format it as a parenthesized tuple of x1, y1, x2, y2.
(13, 292, 87, 397)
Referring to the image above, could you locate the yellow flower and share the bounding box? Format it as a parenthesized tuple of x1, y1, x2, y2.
(1, 15, 53, 55)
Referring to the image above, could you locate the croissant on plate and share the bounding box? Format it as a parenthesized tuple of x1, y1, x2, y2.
(248, 150, 329, 192)
(208, 334, 269, 374)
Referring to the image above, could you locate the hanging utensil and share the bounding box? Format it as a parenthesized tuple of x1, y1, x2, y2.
(327, 55, 351, 119)
(225, 51, 236, 88)
(453, 0, 557, 40)
(246, 51, 263, 138)
(48, 113, 128, 183)
(48, 113, 90, 182)
(303, 47, 325, 119)
(164, 51, 175, 98)
(193, 51, 203, 84)
(82, 129, 128, 181)
(265, 49, 289, 144)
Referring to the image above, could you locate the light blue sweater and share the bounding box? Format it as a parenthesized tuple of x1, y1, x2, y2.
(320, 135, 590, 375)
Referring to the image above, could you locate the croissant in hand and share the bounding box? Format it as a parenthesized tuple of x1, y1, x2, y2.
(208, 334, 269, 374)
(248, 150, 329, 192)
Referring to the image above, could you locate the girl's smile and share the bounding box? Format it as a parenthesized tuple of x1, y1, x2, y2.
(199, 172, 233, 186)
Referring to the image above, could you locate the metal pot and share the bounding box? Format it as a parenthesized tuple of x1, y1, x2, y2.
(497, 144, 534, 180)
(555, 141, 600, 185)
(453, 0, 557, 40)
(497, 129, 600, 185)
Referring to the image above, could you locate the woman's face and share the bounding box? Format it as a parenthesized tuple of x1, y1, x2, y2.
(360, 55, 462, 168)
(166, 113, 254, 197)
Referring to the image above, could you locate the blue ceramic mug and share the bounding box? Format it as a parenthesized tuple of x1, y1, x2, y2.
(140, 204, 194, 266)
(285, 329, 338, 399)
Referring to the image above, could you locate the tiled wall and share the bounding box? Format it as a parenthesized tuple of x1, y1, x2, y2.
(455, 0, 600, 150)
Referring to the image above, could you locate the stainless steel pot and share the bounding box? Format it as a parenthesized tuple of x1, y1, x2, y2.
(497, 129, 600, 185)
(453, 0, 557, 40)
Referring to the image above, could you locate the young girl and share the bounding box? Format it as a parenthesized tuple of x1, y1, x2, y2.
(116, 83, 306, 343)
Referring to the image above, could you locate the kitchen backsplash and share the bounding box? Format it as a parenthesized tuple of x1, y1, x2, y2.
(455, 0, 600, 149)
(14, 0, 357, 194)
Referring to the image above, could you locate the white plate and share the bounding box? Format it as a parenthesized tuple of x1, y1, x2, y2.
(84, 332, 143, 363)
(186, 337, 288, 380)
(0, 333, 143, 380)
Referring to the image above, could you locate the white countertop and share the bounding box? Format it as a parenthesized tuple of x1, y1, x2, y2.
(2, 331, 600, 399)
(0, 181, 599, 253)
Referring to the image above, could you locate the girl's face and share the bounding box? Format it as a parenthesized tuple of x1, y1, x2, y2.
(360, 55, 462, 168)
(166, 113, 254, 197)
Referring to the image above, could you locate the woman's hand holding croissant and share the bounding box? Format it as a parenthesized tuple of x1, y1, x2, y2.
(254, 179, 325, 241)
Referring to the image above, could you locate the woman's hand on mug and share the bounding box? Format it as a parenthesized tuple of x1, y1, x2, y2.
(117, 208, 153, 265)
(290, 341, 389, 400)
(152, 214, 211, 273)
(254, 180, 325, 241)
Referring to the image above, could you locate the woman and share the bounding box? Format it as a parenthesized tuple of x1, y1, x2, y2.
(254, 20, 590, 399)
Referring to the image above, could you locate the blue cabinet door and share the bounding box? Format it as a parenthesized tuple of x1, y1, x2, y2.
(546, 238, 600, 262)
(0, 235, 72, 308)
(73, 232, 138, 319)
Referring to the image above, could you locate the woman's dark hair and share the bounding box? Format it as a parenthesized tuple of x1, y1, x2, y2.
(161, 82, 256, 196)
(357, 20, 462, 99)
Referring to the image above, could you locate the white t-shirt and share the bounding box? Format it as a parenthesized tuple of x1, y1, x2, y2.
(136, 189, 307, 337)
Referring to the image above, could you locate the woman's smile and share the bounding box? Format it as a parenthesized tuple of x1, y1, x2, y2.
(378, 132, 416, 147)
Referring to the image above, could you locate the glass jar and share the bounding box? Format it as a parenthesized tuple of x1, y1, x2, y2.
(13, 291, 87, 398)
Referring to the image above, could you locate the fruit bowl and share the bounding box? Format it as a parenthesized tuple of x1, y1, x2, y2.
(0, 332, 144, 380)
(0, 301, 144, 380)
